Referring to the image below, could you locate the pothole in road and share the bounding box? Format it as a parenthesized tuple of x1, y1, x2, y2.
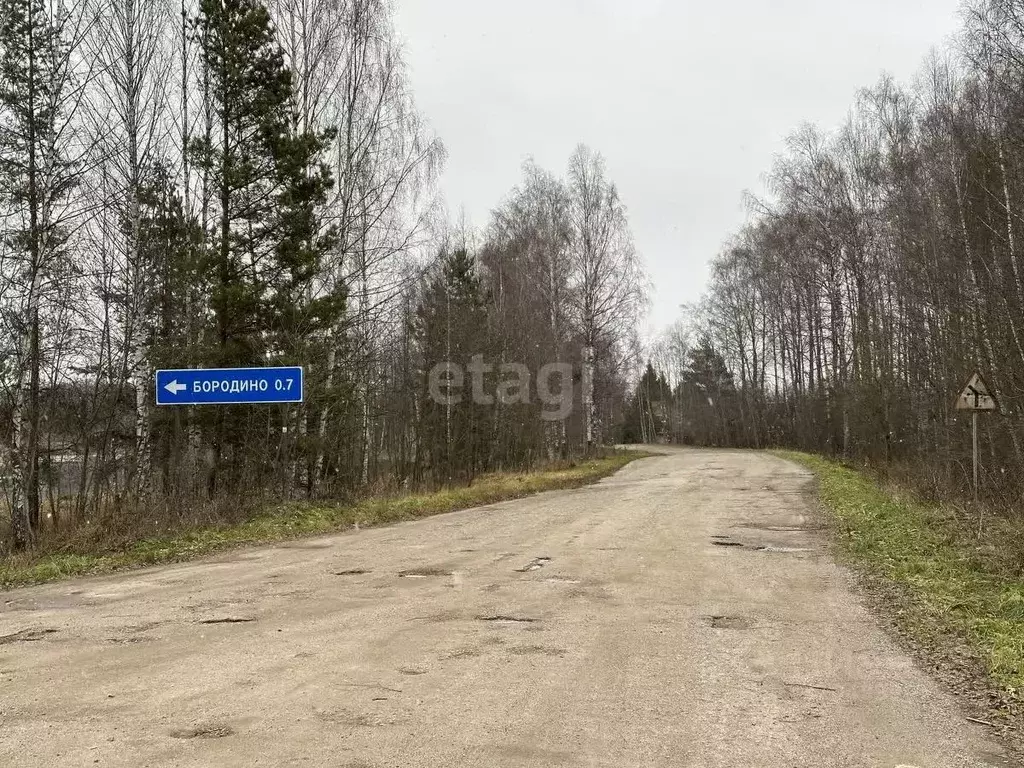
(507, 644, 566, 657)
(443, 647, 484, 660)
(107, 636, 152, 645)
(703, 615, 754, 630)
(0, 628, 58, 644)
(398, 567, 453, 578)
(198, 617, 255, 624)
(711, 538, 811, 554)
(169, 724, 235, 739)
(477, 615, 539, 624)
(516, 557, 552, 572)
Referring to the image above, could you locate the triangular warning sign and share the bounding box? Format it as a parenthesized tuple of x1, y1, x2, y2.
(956, 372, 998, 411)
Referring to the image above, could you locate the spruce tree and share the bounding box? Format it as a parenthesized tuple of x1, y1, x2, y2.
(680, 340, 740, 446)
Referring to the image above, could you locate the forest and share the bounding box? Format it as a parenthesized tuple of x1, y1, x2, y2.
(0, 0, 646, 552)
(623, 1, 1024, 505)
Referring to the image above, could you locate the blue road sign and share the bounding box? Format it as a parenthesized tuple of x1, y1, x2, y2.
(155, 367, 304, 406)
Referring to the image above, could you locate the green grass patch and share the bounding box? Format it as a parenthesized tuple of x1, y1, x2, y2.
(0, 451, 648, 591)
(777, 450, 1024, 703)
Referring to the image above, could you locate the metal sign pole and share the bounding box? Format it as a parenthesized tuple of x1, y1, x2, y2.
(956, 371, 996, 503)
(973, 410, 979, 503)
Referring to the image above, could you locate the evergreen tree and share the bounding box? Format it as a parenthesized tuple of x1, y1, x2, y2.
(187, 0, 342, 492)
(415, 248, 492, 483)
(137, 162, 202, 494)
(621, 362, 670, 444)
(678, 340, 740, 446)
(188, 0, 340, 362)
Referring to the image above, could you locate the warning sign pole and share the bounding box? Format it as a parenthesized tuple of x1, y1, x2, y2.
(955, 371, 997, 503)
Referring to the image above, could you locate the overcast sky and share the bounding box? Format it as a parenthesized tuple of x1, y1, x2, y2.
(392, 0, 964, 339)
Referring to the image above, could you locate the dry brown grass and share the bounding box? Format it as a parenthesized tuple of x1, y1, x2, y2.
(0, 450, 649, 589)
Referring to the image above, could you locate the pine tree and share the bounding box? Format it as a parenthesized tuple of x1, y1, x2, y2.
(189, 0, 335, 363)
(187, 0, 342, 492)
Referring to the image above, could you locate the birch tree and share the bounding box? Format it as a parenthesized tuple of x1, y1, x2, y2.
(566, 144, 645, 449)
(86, 0, 175, 499)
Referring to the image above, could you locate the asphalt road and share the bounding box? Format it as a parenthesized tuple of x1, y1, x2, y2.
(0, 449, 1013, 767)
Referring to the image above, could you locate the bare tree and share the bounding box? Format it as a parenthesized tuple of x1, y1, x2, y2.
(566, 144, 646, 449)
(85, 0, 174, 499)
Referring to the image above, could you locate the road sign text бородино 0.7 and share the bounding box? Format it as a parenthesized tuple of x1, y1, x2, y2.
(155, 367, 304, 406)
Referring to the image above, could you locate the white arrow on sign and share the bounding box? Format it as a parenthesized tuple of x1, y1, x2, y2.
(164, 380, 187, 396)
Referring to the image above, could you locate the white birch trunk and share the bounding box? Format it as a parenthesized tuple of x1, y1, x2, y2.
(9, 328, 30, 548)
(582, 344, 595, 449)
(315, 346, 335, 487)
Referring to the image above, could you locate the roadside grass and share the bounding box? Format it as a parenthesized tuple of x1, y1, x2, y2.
(0, 451, 649, 590)
(777, 450, 1024, 708)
